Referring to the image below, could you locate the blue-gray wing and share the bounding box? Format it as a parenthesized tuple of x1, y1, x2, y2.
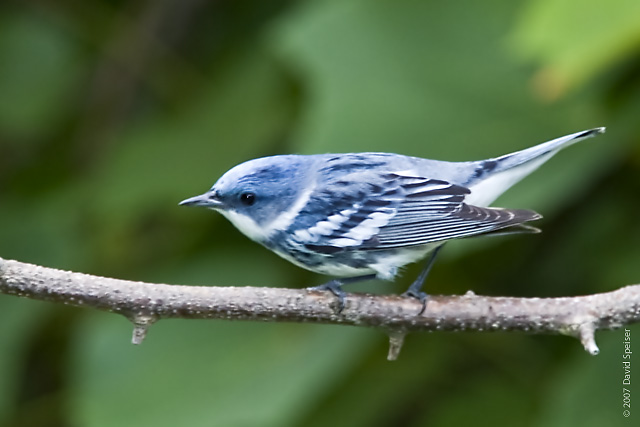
(295, 172, 541, 253)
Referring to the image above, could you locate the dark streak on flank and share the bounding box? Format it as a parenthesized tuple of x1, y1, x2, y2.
(304, 244, 344, 254)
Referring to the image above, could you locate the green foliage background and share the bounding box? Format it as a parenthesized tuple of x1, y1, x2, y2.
(1, 0, 639, 426)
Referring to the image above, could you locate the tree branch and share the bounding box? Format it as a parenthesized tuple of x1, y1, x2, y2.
(1, 257, 639, 360)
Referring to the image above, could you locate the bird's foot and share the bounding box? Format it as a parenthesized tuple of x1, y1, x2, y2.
(309, 280, 348, 313)
(402, 289, 429, 315)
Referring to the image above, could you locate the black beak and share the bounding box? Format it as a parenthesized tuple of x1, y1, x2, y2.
(179, 191, 224, 209)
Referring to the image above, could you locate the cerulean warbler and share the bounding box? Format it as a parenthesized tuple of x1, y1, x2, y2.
(180, 128, 604, 310)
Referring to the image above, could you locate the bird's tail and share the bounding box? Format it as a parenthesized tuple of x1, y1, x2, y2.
(465, 127, 605, 206)
(491, 127, 605, 173)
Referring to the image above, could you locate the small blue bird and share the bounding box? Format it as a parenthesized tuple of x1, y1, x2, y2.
(180, 128, 604, 311)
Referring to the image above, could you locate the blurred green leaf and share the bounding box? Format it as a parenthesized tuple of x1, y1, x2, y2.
(0, 11, 84, 139)
(427, 374, 534, 426)
(0, 193, 89, 269)
(0, 298, 53, 426)
(510, 0, 640, 97)
(69, 314, 376, 427)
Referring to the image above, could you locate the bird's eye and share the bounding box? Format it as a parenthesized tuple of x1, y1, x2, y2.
(239, 192, 256, 206)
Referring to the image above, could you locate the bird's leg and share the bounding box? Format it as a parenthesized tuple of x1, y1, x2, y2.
(403, 245, 444, 314)
(309, 274, 377, 313)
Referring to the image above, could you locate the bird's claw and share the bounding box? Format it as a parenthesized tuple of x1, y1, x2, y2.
(309, 280, 347, 313)
(402, 289, 429, 315)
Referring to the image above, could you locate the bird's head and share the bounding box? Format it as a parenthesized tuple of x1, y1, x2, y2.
(180, 155, 313, 242)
